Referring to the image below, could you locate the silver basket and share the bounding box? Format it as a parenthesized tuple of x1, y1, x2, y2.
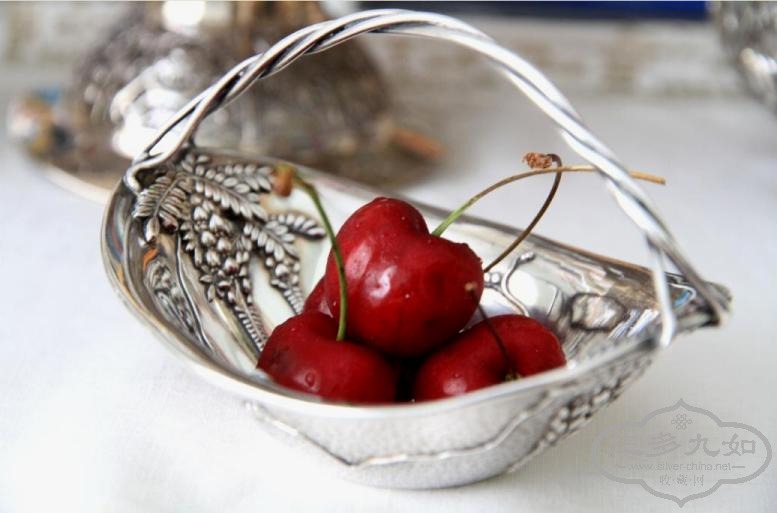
(101, 10, 730, 489)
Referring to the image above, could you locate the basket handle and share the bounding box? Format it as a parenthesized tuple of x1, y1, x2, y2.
(123, 9, 729, 345)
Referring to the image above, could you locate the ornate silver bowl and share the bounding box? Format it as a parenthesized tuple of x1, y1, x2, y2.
(101, 10, 730, 489)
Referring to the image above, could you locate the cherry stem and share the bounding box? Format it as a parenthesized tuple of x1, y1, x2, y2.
(484, 154, 563, 272)
(467, 284, 518, 381)
(284, 169, 348, 342)
(485, 171, 560, 273)
(431, 164, 665, 271)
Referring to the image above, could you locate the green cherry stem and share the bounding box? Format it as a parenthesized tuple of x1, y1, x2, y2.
(431, 164, 665, 271)
(297, 180, 348, 341)
(276, 164, 348, 342)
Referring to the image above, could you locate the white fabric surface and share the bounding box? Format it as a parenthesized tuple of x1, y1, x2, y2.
(1, 22, 777, 513)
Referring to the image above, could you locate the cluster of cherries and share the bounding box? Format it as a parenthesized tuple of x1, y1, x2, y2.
(257, 182, 567, 404)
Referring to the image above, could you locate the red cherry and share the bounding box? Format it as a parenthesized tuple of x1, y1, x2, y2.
(413, 314, 566, 401)
(323, 197, 484, 357)
(302, 278, 330, 315)
(257, 312, 397, 404)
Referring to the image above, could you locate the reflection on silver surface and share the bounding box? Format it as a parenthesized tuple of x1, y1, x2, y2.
(102, 10, 730, 488)
(10, 2, 433, 200)
(715, 1, 777, 113)
(570, 293, 627, 331)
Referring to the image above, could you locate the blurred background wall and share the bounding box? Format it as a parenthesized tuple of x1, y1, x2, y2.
(0, 1, 742, 100)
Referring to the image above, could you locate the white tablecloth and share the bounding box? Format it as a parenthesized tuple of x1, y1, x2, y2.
(1, 17, 776, 513)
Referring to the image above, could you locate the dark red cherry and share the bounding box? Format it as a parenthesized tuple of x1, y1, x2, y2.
(257, 312, 397, 404)
(323, 197, 484, 357)
(302, 278, 330, 315)
(413, 314, 566, 401)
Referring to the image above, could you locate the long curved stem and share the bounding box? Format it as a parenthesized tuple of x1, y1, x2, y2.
(484, 172, 561, 272)
(432, 165, 665, 271)
(293, 177, 348, 342)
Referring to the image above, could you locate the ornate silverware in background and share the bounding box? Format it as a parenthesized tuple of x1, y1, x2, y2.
(714, 1, 777, 113)
(102, 10, 730, 489)
(9, 2, 435, 201)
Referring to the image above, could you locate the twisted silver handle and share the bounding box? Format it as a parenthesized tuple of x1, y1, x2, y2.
(124, 9, 729, 345)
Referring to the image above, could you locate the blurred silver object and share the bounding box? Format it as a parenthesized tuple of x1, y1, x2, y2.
(714, 1, 777, 112)
(9, 2, 426, 201)
(102, 10, 729, 488)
